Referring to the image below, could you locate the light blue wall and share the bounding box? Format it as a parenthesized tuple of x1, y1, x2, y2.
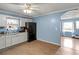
(33, 12, 64, 45)
(61, 18, 79, 37)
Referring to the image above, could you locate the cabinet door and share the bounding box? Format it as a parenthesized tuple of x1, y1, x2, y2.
(0, 36, 5, 49)
(20, 33, 27, 42)
(0, 15, 2, 26)
(12, 34, 22, 45)
(27, 19, 32, 22)
(18, 33, 25, 43)
(16, 33, 27, 43)
(12, 35, 19, 45)
(20, 18, 25, 27)
(5, 35, 12, 47)
(2, 17, 6, 27)
(0, 15, 6, 27)
(16, 34, 22, 43)
(20, 18, 32, 26)
(11, 33, 28, 46)
(19, 32, 28, 42)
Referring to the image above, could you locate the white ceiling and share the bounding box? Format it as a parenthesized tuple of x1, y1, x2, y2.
(0, 3, 79, 18)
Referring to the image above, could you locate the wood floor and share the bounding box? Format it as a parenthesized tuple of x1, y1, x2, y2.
(0, 37, 79, 55)
(61, 37, 79, 50)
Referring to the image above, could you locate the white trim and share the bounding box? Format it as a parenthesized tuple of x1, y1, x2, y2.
(38, 39, 60, 46)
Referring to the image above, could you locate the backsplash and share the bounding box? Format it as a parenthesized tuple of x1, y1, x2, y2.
(0, 26, 26, 34)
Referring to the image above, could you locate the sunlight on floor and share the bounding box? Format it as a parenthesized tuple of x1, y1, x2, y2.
(63, 38, 74, 48)
(63, 39, 73, 48)
(61, 37, 79, 51)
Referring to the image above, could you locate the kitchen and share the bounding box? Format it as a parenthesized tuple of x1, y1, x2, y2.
(0, 14, 33, 50)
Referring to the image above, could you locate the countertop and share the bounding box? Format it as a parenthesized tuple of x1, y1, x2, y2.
(0, 31, 27, 37)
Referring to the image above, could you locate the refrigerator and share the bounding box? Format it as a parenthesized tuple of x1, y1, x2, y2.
(25, 22, 37, 42)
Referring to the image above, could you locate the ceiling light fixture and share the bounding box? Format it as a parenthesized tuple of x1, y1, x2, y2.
(23, 3, 32, 14)
(23, 0, 39, 14)
(23, 9, 32, 14)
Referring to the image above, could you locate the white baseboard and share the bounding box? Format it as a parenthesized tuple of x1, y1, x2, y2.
(38, 39, 60, 46)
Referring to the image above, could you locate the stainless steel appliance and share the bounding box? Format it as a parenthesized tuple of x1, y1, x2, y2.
(25, 22, 36, 42)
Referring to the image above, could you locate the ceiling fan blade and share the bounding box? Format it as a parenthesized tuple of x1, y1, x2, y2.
(31, 5, 38, 8)
(30, 8, 40, 10)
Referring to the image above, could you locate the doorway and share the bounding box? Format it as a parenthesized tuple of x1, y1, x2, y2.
(61, 10, 79, 50)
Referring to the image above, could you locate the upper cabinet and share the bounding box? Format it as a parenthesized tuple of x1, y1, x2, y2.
(0, 14, 7, 27)
(0, 14, 32, 27)
(0, 14, 20, 27)
(20, 18, 32, 27)
(27, 19, 32, 22)
(20, 18, 25, 27)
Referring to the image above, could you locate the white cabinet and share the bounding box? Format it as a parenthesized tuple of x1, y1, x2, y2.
(12, 35, 19, 45)
(11, 32, 27, 45)
(20, 33, 26, 42)
(1, 17, 6, 27)
(18, 33, 24, 43)
(19, 32, 28, 42)
(16, 32, 27, 43)
(27, 19, 32, 22)
(20, 19, 25, 27)
(20, 18, 32, 26)
(0, 15, 3, 26)
(20, 18, 26, 26)
(5, 35, 12, 47)
(0, 32, 28, 49)
(0, 15, 6, 27)
(0, 36, 5, 49)
(16, 34, 23, 44)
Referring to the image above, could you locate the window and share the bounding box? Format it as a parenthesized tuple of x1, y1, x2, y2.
(7, 19, 19, 30)
(76, 21, 79, 29)
(62, 22, 74, 32)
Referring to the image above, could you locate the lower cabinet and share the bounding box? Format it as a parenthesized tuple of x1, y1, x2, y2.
(12, 32, 28, 45)
(19, 33, 26, 42)
(12, 35, 19, 45)
(0, 32, 28, 49)
(5, 35, 12, 47)
(0, 36, 5, 49)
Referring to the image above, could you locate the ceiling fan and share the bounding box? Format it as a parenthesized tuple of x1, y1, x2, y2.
(23, 3, 40, 14)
